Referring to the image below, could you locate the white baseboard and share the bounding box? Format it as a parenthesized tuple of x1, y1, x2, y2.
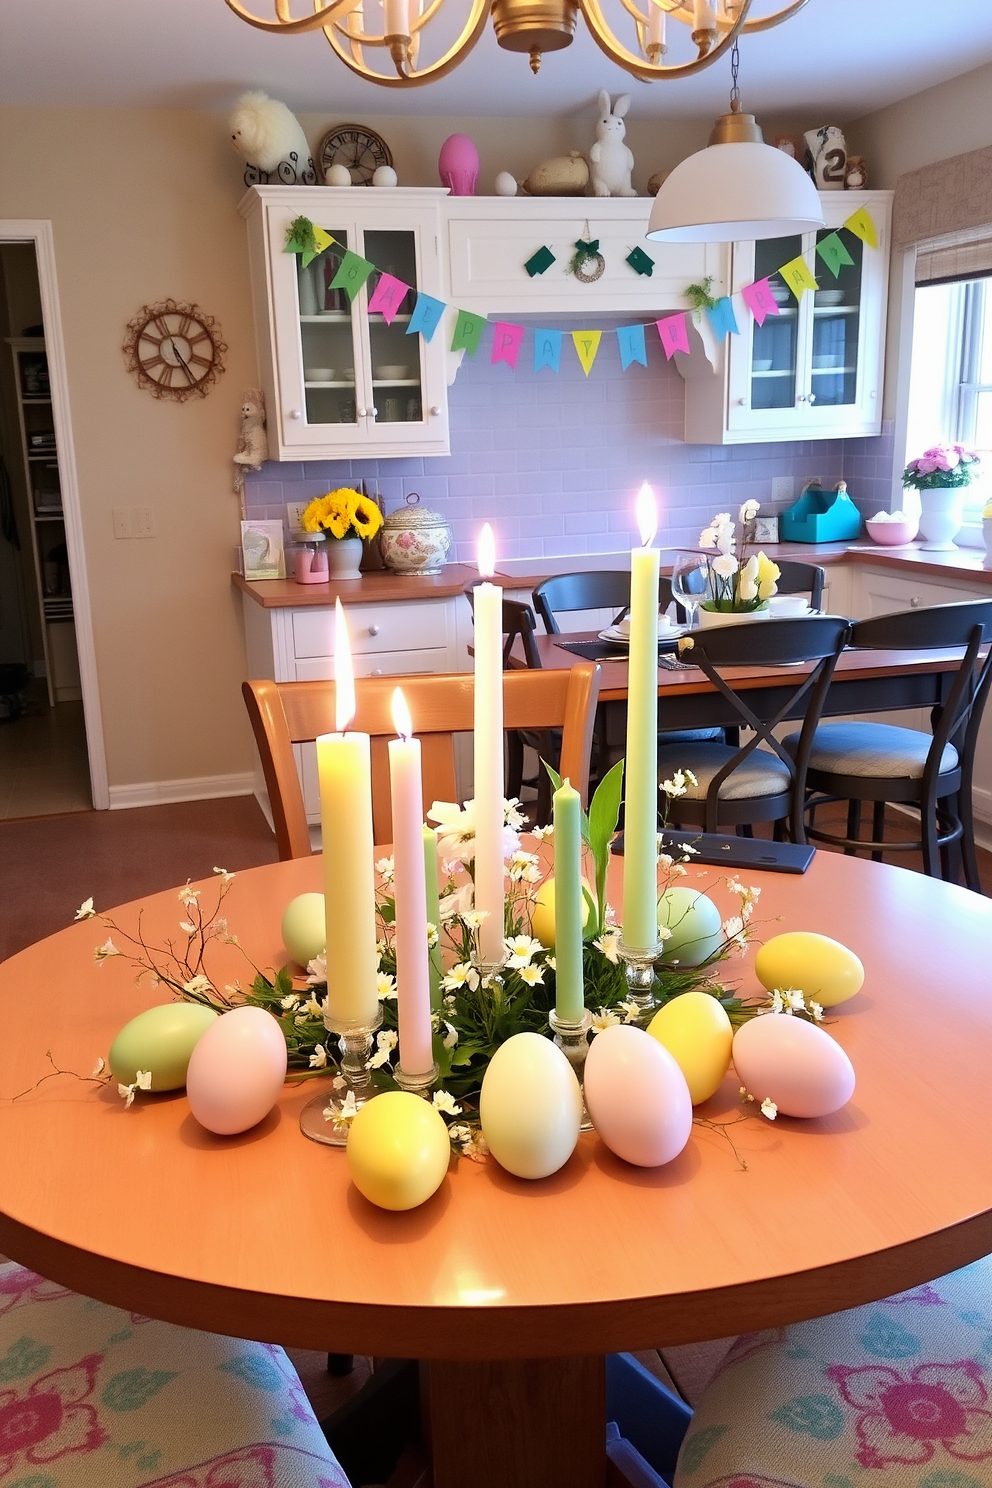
(108, 772, 255, 810)
(972, 786, 992, 853)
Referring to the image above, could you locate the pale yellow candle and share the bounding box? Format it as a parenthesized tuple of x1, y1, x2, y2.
(622, 485, 660, 952)
(389, 689, 434, 1076)
(318, 598, 379, 1027)
(473, 523, 506, 966)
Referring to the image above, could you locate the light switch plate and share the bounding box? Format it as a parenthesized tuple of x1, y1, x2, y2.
(286, 501, 307, 532)
(771, 476, 793, 505)
(112, 507, 132, 540)
(133, 507, 155, 538)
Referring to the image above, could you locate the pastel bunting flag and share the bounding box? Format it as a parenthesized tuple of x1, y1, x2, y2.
(330, 249, 375, 302)
(779, 255, 819, 300)
(843, 207, 877, 249)
(741, 278, 780, 327)
(705, 296, 739, 340)
(655, 312, 689, 360)
(534, 329, 562, 373)
(616, 323, 647, 371)
(367, 272, 411, 323)
(451, 309, 487, 357)
(571, 330, 602, 377)
(491, 321, 525, 369)
(816, 231, 855, 279)
(285, 218, 335, 267)
(406, 292, 446, 343)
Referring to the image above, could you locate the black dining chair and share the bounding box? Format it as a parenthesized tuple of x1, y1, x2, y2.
(657, 615, 852, 840)
(787, 598, 992, 889)
(774, 559, 826, 611)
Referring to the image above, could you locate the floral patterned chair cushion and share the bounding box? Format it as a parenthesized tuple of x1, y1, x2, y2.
(0, 1260, 352, 1487)
(673, 1255, 992, 1488)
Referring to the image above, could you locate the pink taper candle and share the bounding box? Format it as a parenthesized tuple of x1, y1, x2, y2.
(473, 524, 506, 966)
(388, 688, 434, 1076)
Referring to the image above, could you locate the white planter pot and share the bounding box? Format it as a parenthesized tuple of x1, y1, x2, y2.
(326, 536, 363, 580)
(696, 604, 770, 630)
(917, 487, 965, 551)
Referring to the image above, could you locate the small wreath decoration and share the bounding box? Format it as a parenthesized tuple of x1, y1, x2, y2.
(569, 237, 606, 284)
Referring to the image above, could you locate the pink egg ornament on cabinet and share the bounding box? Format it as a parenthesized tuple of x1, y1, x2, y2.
(584, 1024, 693, 1168)
(438, 134, 479, 196)
(186, 1006, 288, 1135)
(733, 1015, 855, 1120)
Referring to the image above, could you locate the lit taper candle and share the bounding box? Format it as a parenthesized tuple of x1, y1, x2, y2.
(553, 777, 585, 1022)
(389, 688, 434, 1076)
(473, 523, 506, 966)
(622, 485, 660, 952)
(317, 598, 380, 1026)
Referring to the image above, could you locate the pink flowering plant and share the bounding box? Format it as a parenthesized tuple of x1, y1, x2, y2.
(903, 443, 980, 490)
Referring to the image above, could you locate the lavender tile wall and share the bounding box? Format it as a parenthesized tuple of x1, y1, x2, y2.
(245, 317, 897, 559)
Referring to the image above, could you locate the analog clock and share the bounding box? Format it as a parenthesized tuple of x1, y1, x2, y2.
(319, 124, 393, 187)
(122, 299, 227, 402)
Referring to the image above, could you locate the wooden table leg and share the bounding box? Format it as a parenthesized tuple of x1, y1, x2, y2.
(424, 1355, 606, 1488)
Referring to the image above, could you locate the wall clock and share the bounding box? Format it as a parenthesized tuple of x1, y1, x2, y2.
(122, 299, 227, 402)
(319, 124, 393, 187)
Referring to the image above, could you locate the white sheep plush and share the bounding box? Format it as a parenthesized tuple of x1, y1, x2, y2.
(588, 90, 636, 198)
(230, 91, 314, 184)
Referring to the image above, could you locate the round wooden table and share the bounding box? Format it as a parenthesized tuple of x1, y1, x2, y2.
(1, 852, 991, 1488)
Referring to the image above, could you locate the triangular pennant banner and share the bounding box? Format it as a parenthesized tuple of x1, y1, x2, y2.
(330, 250, 375, 302)
(534, 329, 562, 373)
(285, 218, 335, 267)
(616, 323, 647, 371)
(451, 309, 487, 357)
(779, 255, 818, 300)
(815, 231, 855, 279)
(571, 330, 602, 377)
(367, 272, 411, 324)
(705, 296, 740, 340)
(406, 292, 446, 343)
(306, 226, 334, 267)
(741, 278, 780, 328)
(655, 312, 689, 360)
(491, 321, 525, 369)
(843, 207, 878, 250)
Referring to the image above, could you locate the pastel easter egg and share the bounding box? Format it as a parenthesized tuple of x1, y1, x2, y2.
(480, 1032, 582, 1180)
(733, 1014, 855, 1119)
(530, 876, 590, 950)
(647, 992, 733, 1105)
(281, 892, 326, 968)
(584, 1024, 693, 1167)
(109, 1003, 219, 1091)
(347, 1092, 451, 1211)
(754, 931, 864, 1008)
(186, 1006, 288, 1135)
(658, 887, 724, 967)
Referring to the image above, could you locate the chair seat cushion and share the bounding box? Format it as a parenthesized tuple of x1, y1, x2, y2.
(657, 743, 792, 800)
(0, 1261, 350, 1487)
(658, 728, 725, 745)
(784, 721, 959, 780)
(673, 1253, 992, 1488)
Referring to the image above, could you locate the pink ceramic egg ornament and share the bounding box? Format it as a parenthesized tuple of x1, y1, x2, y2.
(438, 134, 479, 195)
(732, 1015, 855, 1119)
(584, 1025, 693, 1168)
(186, 1006, 288, 1135)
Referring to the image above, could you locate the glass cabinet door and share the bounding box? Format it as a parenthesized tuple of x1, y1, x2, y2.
(809, 228, 863, 410)
(363, 228, 424, 427)
(298, 227, 360, 429)
(750, 235, 800, 411)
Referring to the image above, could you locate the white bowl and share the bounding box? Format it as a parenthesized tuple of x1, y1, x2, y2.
(770, 283, 792, 305)
(373, 364, 409, 381)
(305, 367, 335, 382)
(811, 355, 842, 369)
(753, 358, 774, 372)
(815, 289, 845, 306)
(767, 595, 812, 617)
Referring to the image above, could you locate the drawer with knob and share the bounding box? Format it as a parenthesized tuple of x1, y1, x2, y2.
(292, 599, 453, 659)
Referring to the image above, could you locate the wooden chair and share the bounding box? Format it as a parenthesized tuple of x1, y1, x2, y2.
(243, 663, 601, 857)
(774, 557, 826, 610)
(533, 570, 631, 633)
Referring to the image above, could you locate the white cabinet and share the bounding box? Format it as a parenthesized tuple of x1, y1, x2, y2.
(240, 186, 451, 461)
(679, 191, 892, 444)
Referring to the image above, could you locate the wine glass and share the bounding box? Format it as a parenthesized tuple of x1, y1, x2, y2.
(671, 552, 710, 631)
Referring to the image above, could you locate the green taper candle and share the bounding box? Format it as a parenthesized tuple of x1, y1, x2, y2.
(553, 777, 585, 1022)
(622, 484, 660, 951)
(423, 825, 443, 1012)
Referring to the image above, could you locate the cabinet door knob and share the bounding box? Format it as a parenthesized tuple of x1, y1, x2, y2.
(910, 595, 923, 608)
(370, 667, 383, 676)
(430, 405, 441, 417)
(368, 624, 380, 636)
(358, 407, 368, 419)
(289, 409, 302, 420)
(808, 392, 816, 404)
(738, 397, 748, 407)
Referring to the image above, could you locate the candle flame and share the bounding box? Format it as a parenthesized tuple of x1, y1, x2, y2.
(391, 686, 412, 741)
(334, 597, 356, 732)
(477, 523, 496, 579)
(636, 483, 657, 547)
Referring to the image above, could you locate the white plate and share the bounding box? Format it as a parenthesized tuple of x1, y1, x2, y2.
(599, 625, 684, 644)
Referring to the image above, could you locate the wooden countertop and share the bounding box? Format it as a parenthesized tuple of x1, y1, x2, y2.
(233, 563, 487, 608)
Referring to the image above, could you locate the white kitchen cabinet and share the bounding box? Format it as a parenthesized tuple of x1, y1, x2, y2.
(679, 192, 892, 444)
(240, 186, 451, 461)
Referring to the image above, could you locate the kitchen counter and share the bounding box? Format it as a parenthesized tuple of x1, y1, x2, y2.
(233, 563, 488, 609)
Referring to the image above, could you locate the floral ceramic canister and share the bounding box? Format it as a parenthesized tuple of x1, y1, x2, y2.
(380, 494, 452, 576)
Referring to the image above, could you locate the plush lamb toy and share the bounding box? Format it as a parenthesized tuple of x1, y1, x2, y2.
(233, 388, 269, 511)
(230, 91, 314, 185)
(589, 91, 636, 198)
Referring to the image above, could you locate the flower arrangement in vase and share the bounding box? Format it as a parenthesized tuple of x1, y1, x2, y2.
(695, 502, 781, 626)
(903, 444, 980, 551)
(301, 487, 383, 578)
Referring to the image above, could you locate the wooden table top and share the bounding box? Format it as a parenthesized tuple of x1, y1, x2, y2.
(1, 853, 990, 1361)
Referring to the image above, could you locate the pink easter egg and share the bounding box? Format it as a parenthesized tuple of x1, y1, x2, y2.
(438, 134, 479, 196)
(186, 1006, 287, 1135)
(584, 1024, 693, 1167)
(732, 1014, 855, 1119)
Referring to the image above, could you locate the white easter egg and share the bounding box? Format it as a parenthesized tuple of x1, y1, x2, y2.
(186, 1006, 288, 1135)
(733, 1014, 855, 1119)
(480, 1032, 582, 1179)
(584, 1024, 693, 1167)
(324, 164, 352, 186)
(494, 171, 518, 196)
(372, 165, 398, 187)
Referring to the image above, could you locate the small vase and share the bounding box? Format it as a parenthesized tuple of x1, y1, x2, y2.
(297, 261, 319, 318)
(917, 488, 965, 551)
(696, 603, 770, 629)
(326, 536, 363, 580)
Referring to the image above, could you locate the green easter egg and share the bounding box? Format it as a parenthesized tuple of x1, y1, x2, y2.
(658, 887, 724, 967)
(281, 892, 326, 968)
(109, 1002, 219, 1091)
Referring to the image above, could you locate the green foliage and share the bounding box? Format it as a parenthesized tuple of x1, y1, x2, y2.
(684, 276, 717, 311)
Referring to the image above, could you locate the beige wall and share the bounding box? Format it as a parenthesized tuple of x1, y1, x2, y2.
(849, 62, 992, 189)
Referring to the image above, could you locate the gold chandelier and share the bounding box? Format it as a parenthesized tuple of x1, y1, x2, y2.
(224, 0, 810, 87)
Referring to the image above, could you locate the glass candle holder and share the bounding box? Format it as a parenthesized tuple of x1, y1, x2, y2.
(549, 1005, 594, 1132)
(299, 1006, 383, 1147)
(615, 934, 665, 1019)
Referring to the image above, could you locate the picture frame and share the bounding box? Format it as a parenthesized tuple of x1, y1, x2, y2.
(241, 520, 286, 580)
(753, 515, 780, 544)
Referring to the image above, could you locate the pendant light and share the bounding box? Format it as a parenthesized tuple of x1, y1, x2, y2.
(647, 42, 824, 242)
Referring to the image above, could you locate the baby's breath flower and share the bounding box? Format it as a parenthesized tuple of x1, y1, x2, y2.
(280, 992, 301, 1011)
(94, 938, 120, 964)
(740, 1086, 755, 1103)
(75, 898, 95, 921)
(309, 1044, 328, 1069)
(183, 974, 213, 998)
(809, 1000, 824, 1022)
(118, 1069, 152, 1109)
(306, 954, 327, 985)
(304, 996, 324, 1019)
(91, 1057, 106, 1077)
(367, 1029, 398, 1070)
(442, 1021, 459, 1049)
(375, 856, 395, 884)
(178, 882, 201, 907)
(325, 1089, 358, 1129)
(432, 1090, 462, 1117)
(760, 1098, 778, 1121)
(530, 823, 554, 842)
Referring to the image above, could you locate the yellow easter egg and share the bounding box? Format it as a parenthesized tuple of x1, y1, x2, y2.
(754, 931, 864, 1009)
(647, 992, 733, 1105)
(346, 1092, 451, 1211)
(281, 892, 325, 968)
(530, 876, 590, 951)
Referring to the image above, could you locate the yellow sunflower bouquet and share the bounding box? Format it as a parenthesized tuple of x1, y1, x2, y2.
(301, 488, 383, 542)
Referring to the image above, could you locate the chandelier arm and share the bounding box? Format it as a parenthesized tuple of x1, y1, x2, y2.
(652, 0, 807, 29)
(224, 0, 361, 33)
(738, 0, 810, 32)
(323, 0, 491, 84)
(579, 0, 751, 79)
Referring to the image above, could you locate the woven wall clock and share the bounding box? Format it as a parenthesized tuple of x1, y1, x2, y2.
(123, 299, 227, 402)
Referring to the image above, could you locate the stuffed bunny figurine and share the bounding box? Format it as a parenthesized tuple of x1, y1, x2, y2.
(589, 91, 636, 198)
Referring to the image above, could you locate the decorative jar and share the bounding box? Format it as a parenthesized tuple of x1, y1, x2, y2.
(294, 533, 329, 584)
(380, 494, 452, 576)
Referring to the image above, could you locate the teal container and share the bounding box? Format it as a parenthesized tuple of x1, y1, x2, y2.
(779, 482, 862, 543)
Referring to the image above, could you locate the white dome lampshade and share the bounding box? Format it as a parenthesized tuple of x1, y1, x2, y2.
(647, 108, 824, 244)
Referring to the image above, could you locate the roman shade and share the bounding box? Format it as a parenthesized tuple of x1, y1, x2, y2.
(892, 143, 992, 284)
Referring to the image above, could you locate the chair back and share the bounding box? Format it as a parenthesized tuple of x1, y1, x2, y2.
(243, 663, 601, 858)
(464, 587, 542, 668)
(774, 559, 826, 610)
(533, 571, 630, 634)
